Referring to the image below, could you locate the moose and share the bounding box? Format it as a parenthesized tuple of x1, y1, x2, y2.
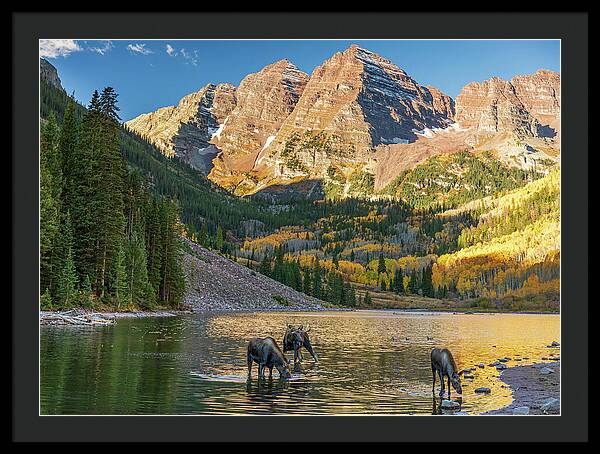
(283, 324, 319, 365)
(247, 337, 292, 379)
(431, 348, 463, 397)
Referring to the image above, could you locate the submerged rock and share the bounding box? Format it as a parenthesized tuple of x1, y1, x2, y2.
(512, 406, 530, 415)
(539, 367, 554, 375)
(441, 399, 461, 410)
(541, 397, 560, 414)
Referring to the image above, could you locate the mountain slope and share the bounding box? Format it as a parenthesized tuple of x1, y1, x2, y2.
(431, 168, 560, 305)
(207, 60, 309, 190)
(182, 238, 327, 311)
(125, 83, 236, 174)
(250, 45, 455, 193)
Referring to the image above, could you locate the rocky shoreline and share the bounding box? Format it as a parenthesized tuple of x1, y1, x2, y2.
(39, 308, 192, 326)
(484, 362, 560, 415)
(40, 305, 343, 326)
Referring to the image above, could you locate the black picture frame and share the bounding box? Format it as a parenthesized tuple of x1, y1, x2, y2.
(13, 11, 588, 442)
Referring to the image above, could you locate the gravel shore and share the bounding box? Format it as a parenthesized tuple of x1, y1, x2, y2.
(484, 362, 560, 415)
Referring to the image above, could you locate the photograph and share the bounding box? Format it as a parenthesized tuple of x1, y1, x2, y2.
(37, 37, 564, 417)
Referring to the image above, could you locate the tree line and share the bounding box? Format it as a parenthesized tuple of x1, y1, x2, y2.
(40, 88, 185, 310)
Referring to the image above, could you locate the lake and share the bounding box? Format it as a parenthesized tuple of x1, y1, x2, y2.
(40, 310, 560, 415)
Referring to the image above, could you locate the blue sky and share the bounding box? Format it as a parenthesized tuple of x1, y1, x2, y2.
(41, 40, 561, 122)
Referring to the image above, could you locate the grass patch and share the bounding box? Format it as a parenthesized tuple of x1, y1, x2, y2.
(272, 294, 291, 306)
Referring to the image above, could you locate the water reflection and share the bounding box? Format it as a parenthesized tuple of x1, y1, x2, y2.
(41, 310, 560, 415)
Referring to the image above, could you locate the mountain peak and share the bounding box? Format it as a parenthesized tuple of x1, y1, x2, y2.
(40, 58, 63, 91)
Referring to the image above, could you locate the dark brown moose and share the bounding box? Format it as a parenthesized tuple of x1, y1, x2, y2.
(283, 324, 319, 365)
(247, 337, 292, 379)
(431, 348, 463, 397)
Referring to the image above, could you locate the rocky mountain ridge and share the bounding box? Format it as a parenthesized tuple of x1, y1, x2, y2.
(125, 83, 236, 174)
(207, 60, 309, 190)
(122, 47, 560, 198)
(40, 58, 63, 91)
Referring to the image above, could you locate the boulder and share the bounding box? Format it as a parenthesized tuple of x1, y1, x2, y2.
(541, 398, 560, 414)
(512, 406, 530, 415)
(475, 387, 491, 394)
(441, 399, 461, 410)
(539, 367, 554, 375)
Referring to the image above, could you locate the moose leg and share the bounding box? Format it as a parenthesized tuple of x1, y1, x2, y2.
(432, 367, 436, 393)
(439, 371, 445, 397)
(304, 339, 318, 362)
(247, 355, 253, 377)
(268, 366, 273, 379)
(258, 364, 264, 379)
(447, 376, 452, 398)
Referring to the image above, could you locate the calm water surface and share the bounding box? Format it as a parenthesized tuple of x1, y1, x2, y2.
(40, 310, 560, 415)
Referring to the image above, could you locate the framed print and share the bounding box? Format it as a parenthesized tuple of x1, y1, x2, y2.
(12, 11, 588, 443)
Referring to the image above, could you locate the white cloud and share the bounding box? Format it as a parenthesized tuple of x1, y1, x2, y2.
(39, 39, 82, 58)
(166, 44, 176, 56)
(180, 48, 199, 66)
(127, 43, 153, 55)
(88, 40, 114, 55)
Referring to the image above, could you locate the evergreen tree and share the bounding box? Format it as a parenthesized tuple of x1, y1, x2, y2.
(56, 240, 78, 307)
(158, 199, 185, 307)
(199, 224, 208, 247)
(93, 87, 127, 297)
(79, 274, 93, 308)
(313, 257, 322, 299)
(125, 231, 155, 309)
(409, 269, 418, 294)
(346, 283, 356, 307)
(40, 288, 53, 310)
(393, 267, 404, 294)
(145, 197, 163, 292)
(421, 265, 434, 298)
(378, 254, 386, 274)
(40, 113, 61, 292)
(59, 98, 79, 213)
(259, 253, 272, 277)
(302, 268, 312, 295)
(112, 241, 129, 309)
(215, 225, 224, 252)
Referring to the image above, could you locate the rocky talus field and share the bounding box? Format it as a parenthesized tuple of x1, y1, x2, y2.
(181, 238, 327, 312)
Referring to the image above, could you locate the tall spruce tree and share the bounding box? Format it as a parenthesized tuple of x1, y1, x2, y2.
(40, 113, 61, 293)
(55, 214, 78, 307)
(312, 257, 322, 299)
